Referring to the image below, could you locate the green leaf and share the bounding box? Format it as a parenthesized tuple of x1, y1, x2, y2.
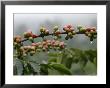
(85, 50, 97, 63)
(23, 63, 37, 75)
(48, 58, 57, 63)
(50, 63, 72, 75)
(14, 59, 23, 75)
(40, 64, 48, 75)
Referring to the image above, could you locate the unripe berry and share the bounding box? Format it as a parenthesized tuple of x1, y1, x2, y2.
(20, 47, 24, 51)
(70, 36, 73, 39)
(65, 36, 69, 40)
(93, 35, 97, 39)
(23, 32, 27, 38)
(40, 27, 45, 32)
(13, 42, 17, 46)
(30, 46, 36, 51)
(30, 51, 36, 56)
(77, 25, 83, 30)
(88, 33, 92, 37)
(53, 26, 59, 31)
(85, 32, 89, 36)
(80, 28, 86, 32)
(72, 31, 76, 35)
(29, 37, 33, 42)
(42, 47, 46, 52)
(68, 32, 72, 36)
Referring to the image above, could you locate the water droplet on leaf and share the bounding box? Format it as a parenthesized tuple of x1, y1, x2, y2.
(90, 41, 93, 44)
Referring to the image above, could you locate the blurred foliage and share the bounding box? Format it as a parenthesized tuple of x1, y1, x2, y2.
(13, 48, 97, 75)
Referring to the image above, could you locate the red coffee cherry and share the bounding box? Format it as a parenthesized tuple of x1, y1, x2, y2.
(67, 24, 72, 29)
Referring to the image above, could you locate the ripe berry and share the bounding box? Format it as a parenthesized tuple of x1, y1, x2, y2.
(32, 34, 38, 38)
(67, 25, 72, 29)
(27, 31, 33, 37)
(31, 43, 36, 46)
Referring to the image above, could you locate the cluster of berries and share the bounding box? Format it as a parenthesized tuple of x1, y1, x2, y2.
(63, 25, 76, 40)
(13, 24, 97, 57)
(13, 35, 22, 48)
(40, 27, 49, 37)
(23, 31, 38, 42)
(77, 25, 97, 41)
(53, 26, 61, 40)
(19, 40, 66, 56)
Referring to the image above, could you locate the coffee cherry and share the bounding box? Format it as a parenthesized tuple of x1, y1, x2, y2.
(77, 25, 83, 30)
(42, 47, 46, 52)
(53, 26, 59, 31)
(40, 27, 45, 32)
(30, 51, 36, 56)
(67, 24, 72, 29)
(31, 43, 36, 46)
(30, 46, 36, 51)
(93, 35, 97, 39)
(65, 36, 69, 40)
(72, 31, 76, 35)
(13, 42, 17, 46)
(88, 33, 92, 37)
(80, 28, 86, 32)
(45, 30, 49, 35)
(68, 32, 73, 37)
(29, 37, 33, 42)
(23, 32, 27, 38)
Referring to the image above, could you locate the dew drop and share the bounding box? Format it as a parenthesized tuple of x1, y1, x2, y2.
(90, 41, 93, 44)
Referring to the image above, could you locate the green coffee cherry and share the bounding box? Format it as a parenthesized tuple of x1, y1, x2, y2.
(53, 26, 59, 31)
(30, 51, 36, 56)
(88, 33, 92, 37)
(72, 31, 76, 35)
(29, 37, 33, 42)
(68, 32, 72, 36)
(65, 36, 69, 40)
(77, 25, 83, 30)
